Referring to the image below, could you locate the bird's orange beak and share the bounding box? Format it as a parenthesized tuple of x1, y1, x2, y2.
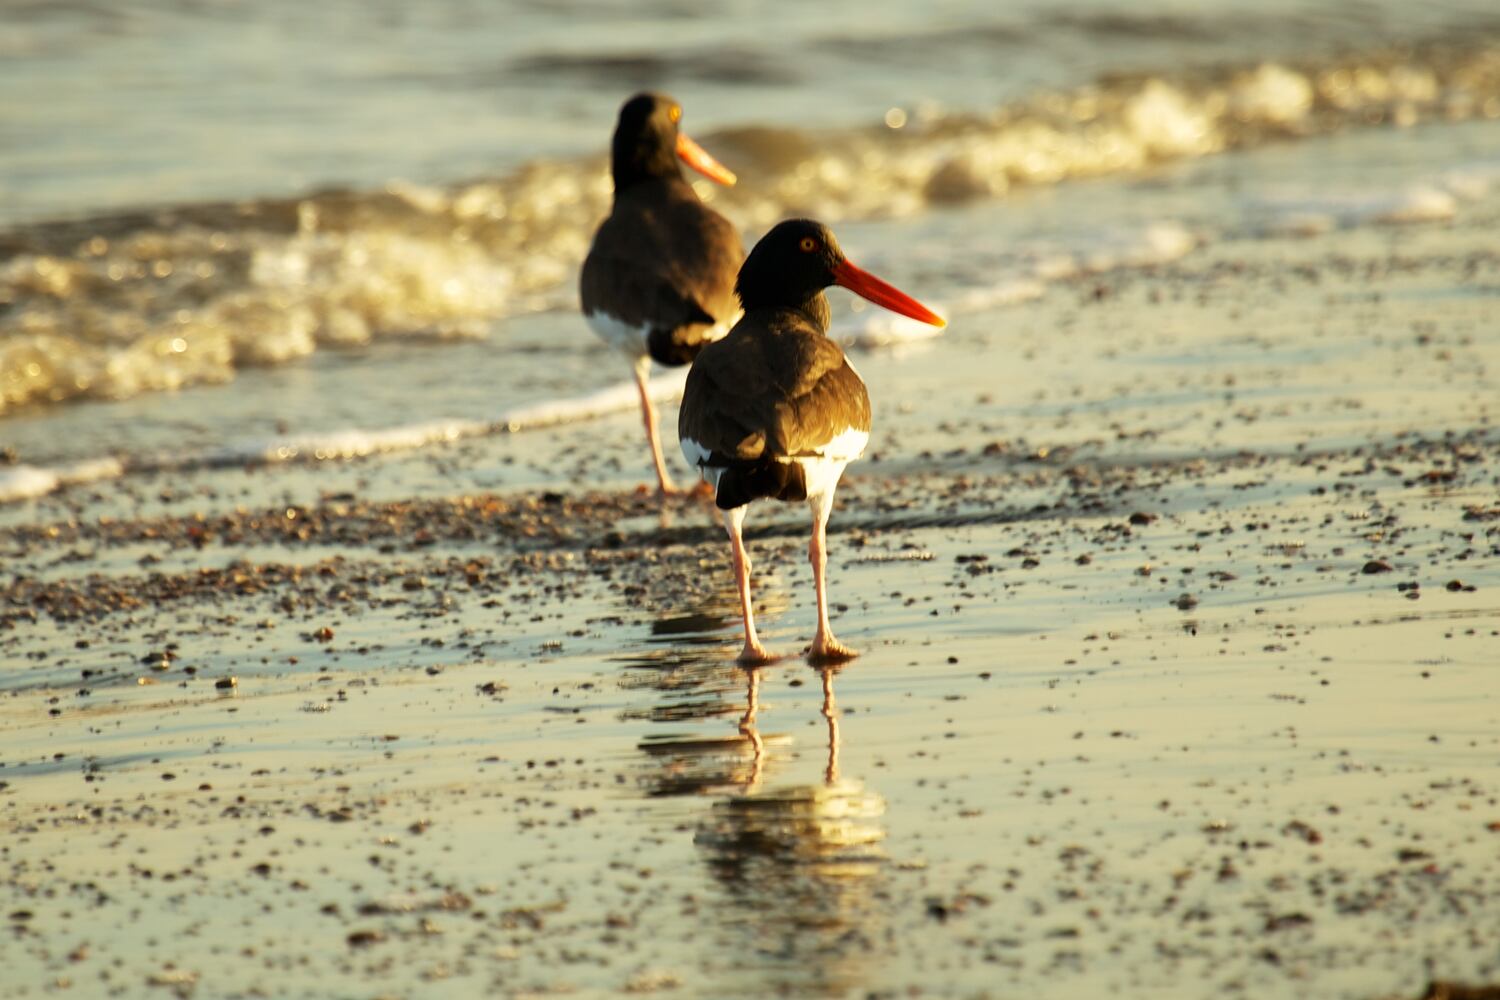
(832, 260, 946, 327)
(676, 133, 737, 186)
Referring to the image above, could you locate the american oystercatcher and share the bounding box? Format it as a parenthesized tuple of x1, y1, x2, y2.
(581, 92, 744, 495)
(679, 219, 945, 664)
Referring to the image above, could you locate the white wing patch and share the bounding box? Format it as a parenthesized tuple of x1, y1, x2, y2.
(679, 436, 725, 490)
(680, 436, 713, 469)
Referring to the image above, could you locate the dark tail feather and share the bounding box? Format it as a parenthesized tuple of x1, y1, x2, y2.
(715, 460, 807, 510)
(648, 326, 707, 366)
(647, 302, 720, 366)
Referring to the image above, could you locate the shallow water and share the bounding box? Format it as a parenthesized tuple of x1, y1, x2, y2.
(5, 0, 1500, 424)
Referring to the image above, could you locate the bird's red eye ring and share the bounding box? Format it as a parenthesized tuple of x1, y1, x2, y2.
(799, 237, 818, 252)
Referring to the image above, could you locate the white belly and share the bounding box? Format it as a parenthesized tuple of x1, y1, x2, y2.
(683, 428, 868, 500)
(787, 427, 868, 500)
(585, 311, 651, 361)
(586, 310, 741, 364)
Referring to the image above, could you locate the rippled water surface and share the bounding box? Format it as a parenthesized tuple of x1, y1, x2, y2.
(6, 0, 1494, 222)
(4, 0, 1500, 439)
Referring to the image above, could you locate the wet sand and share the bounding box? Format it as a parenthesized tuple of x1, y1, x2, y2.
(4, 170, 1500, 998)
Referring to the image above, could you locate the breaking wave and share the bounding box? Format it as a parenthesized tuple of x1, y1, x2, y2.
(2, 38, 1499, 416)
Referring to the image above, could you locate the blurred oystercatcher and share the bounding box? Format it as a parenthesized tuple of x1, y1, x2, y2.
(581, 92, 744, 495)
(679, 220, 945, 663)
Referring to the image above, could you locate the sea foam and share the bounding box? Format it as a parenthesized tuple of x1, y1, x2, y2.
(0, 372, 688, 504)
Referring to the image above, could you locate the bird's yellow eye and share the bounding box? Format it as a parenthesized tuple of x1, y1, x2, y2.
(668, 105, 682, 123)
(799, 237, 818, 253)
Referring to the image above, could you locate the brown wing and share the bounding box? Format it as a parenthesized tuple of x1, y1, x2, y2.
(581, 240, 715, 331)
(679, 321, 870, 462)
(580, 181, 742, 337)
(774, 355, 871, 456)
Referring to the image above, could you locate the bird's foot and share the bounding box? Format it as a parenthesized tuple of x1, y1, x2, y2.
(635, 480, 684, 498)
(736, 641, 780, 666)
(650, 479, 714, 502)
(807, 633, 859, 665)
(656, 480, 702, 499)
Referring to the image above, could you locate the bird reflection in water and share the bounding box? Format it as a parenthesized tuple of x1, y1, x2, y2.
(693, 666, 888, 988)
(625, 589, 796, 796)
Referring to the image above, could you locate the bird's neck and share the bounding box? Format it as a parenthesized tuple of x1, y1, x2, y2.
(798, 294, 832, 333)
(611, 142, 682, 195)
(742, 294, 831, 336)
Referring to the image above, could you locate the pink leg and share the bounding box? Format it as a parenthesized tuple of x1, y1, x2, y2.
(724, 506, 776, 664)
(820, 667, 841, 785)
(633, 358, 679, 496)
(738, 668, 766, 791)
(808, 490, 857, 663)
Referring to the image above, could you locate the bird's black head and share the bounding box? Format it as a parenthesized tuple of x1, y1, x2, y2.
(735, 218, 948, 330)
(610, 92, 682, 190)
(609, 92, 737, 194)
(734, 219, 845, 315)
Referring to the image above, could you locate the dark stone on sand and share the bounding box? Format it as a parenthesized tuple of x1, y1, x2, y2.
(1282, 820, 1322, 844)
(1418, 982, 1500, 1000)
(215, 677, 237, 689)
(347, 930, 384, 948)
(1174, 593, 1198, 610)
(1128, 511, 1158, 526)
(1264, 912, 1312, 931)
(1446, 579, 1474, 592)
(1362, 559, 1394, 574)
